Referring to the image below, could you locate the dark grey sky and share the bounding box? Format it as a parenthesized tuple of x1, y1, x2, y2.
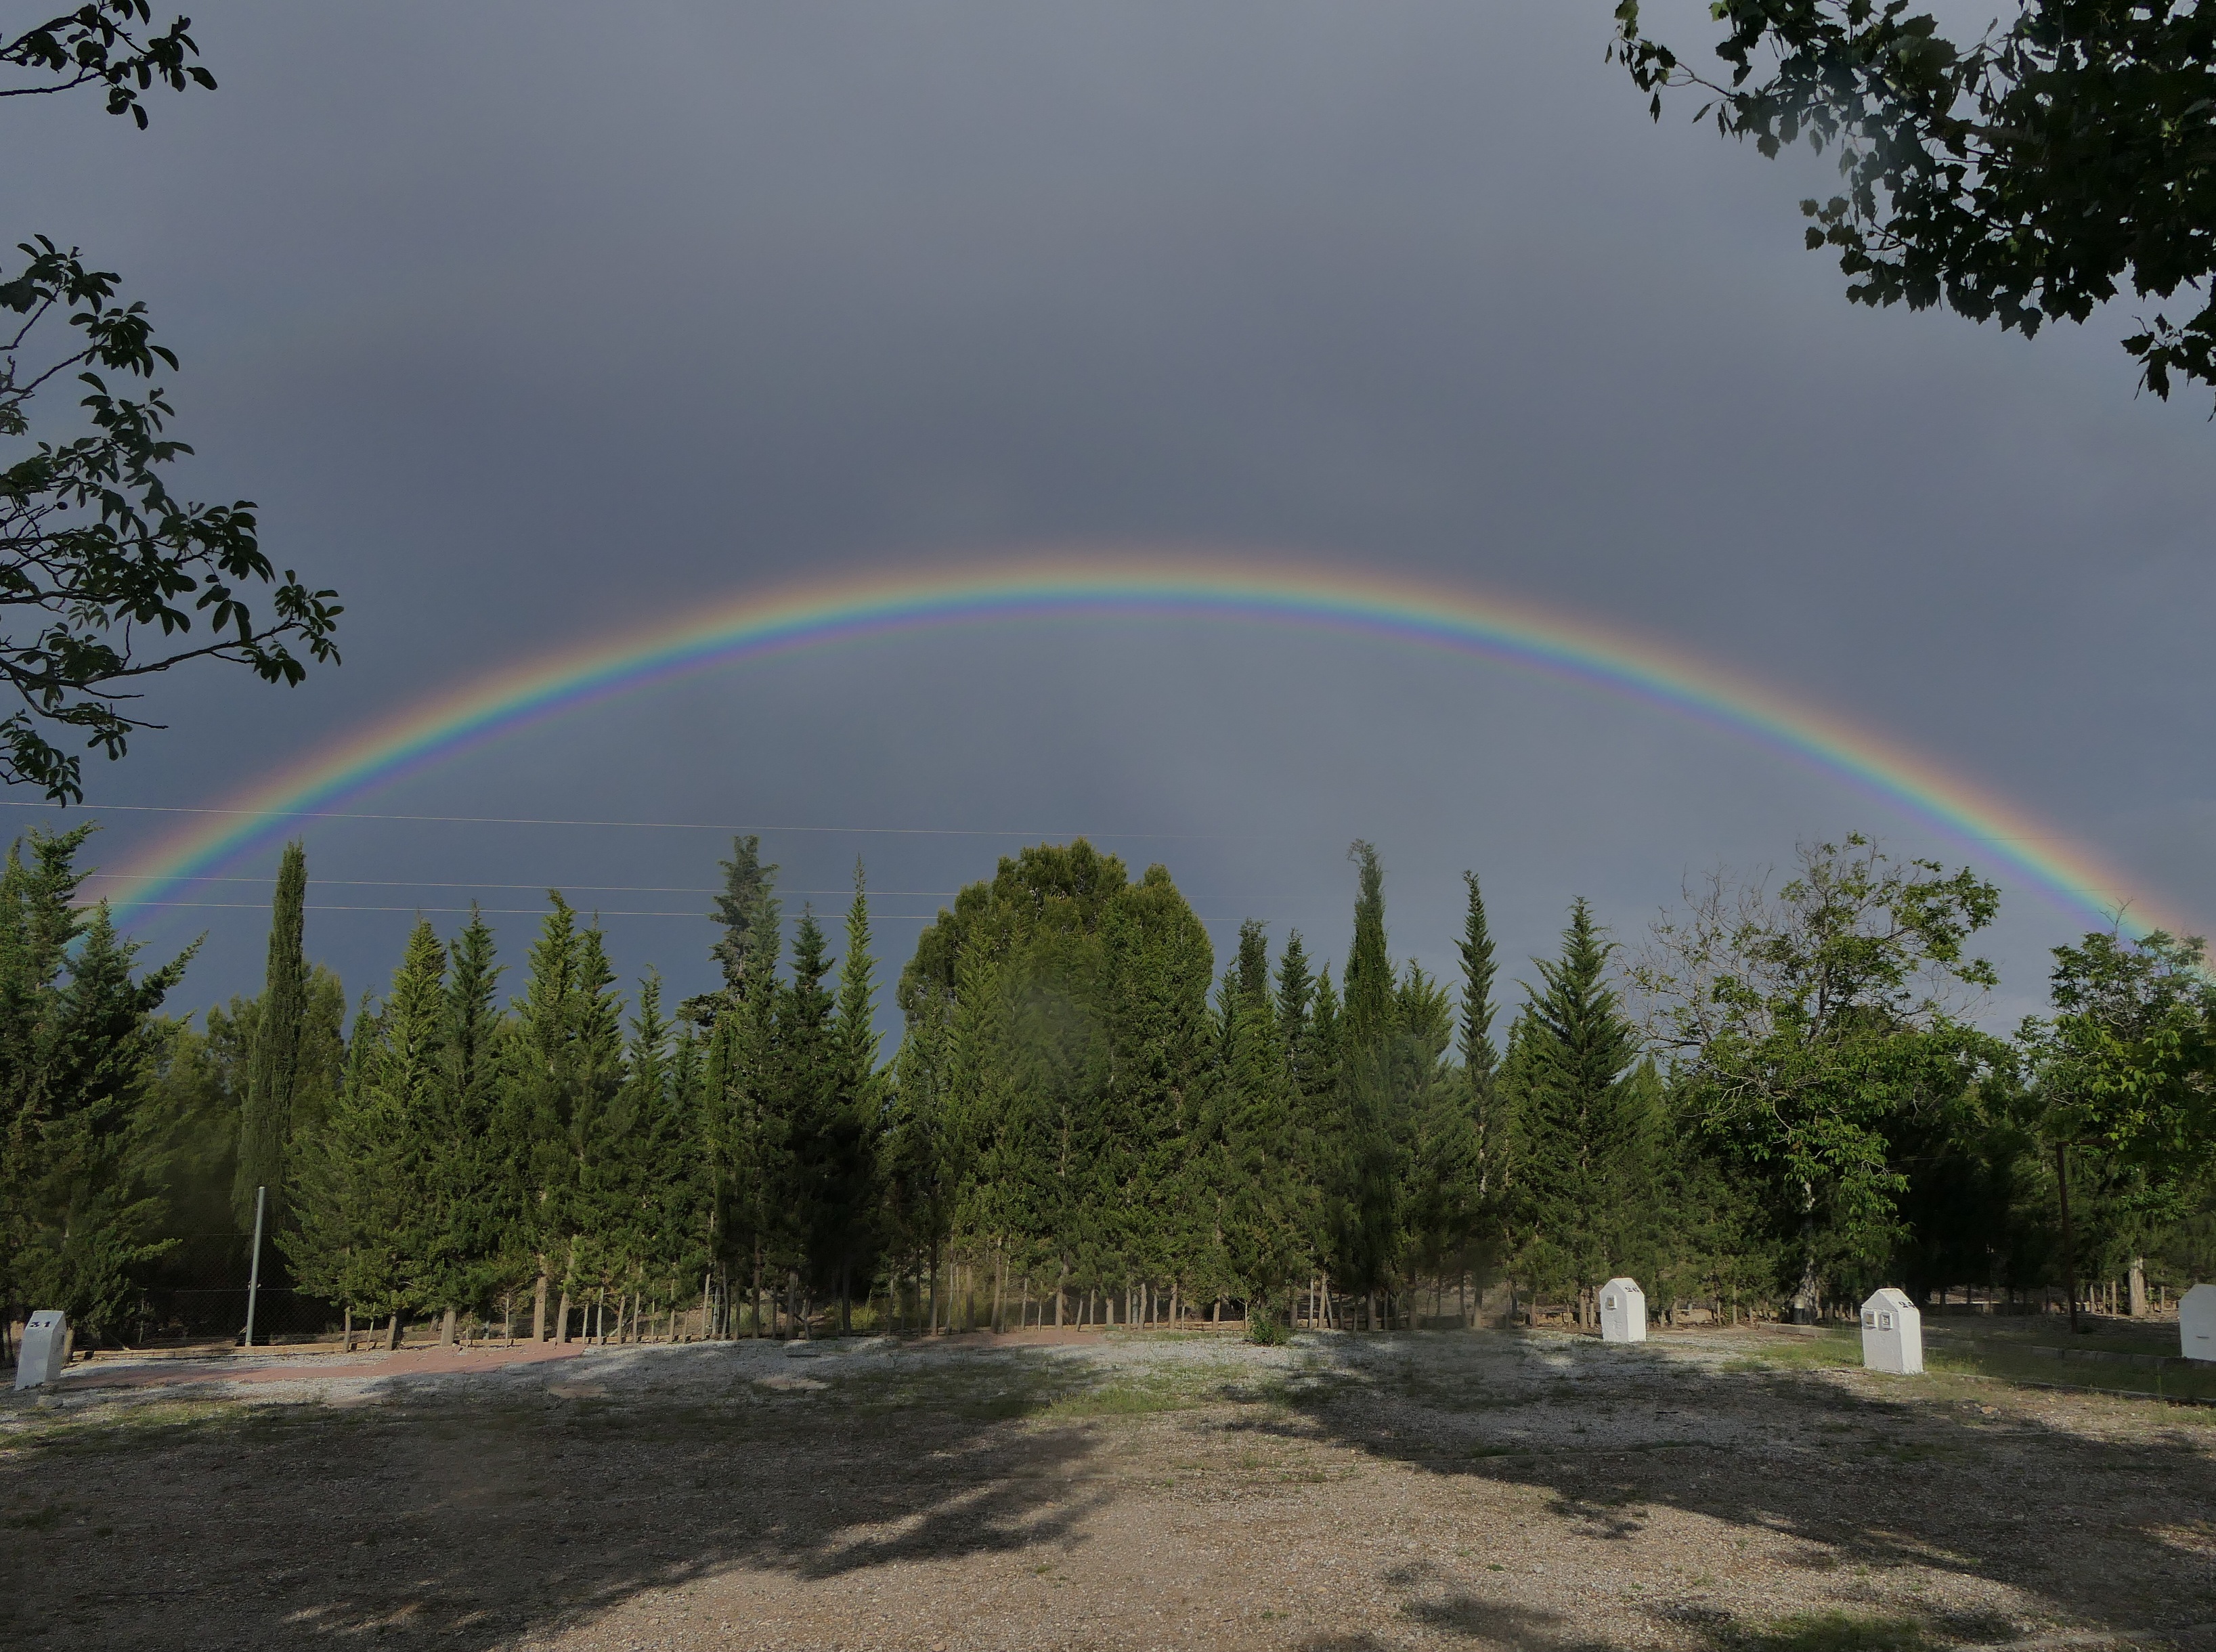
(11, 1, 2212, 1034)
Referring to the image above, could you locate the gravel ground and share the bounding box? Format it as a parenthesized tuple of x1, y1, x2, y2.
(1, 1326, 2211, 1652)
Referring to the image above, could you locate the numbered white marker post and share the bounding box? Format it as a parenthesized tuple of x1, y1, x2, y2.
(1599, 1278, 1647, 1343)
(12, 1311, 68, 1391)
(2181, 1282, 2215, 1363)
(1860, 1288, 1923, 1374)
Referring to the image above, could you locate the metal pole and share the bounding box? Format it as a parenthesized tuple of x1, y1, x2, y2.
(244, 1185, 267, 1348)
(2056, 1145, 2079, 1334)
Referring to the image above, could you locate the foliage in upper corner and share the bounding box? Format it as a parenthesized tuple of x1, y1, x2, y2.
(0, 238, 342, 801)
(1, 3, 215, 127)
(1611, 1, 2216, 405)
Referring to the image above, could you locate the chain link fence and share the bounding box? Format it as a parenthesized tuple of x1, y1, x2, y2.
(131, 1234, 341, 1347)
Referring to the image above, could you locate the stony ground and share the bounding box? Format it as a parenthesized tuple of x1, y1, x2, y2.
(2, 1326, 2212, 1652)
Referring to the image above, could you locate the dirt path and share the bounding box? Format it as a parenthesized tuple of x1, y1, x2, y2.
(2, 1328, 2210, 1651)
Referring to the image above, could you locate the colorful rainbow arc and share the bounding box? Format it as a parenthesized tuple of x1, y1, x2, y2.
(99, 552, 2170, 935)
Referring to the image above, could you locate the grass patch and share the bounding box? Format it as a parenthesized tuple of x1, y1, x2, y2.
(1924, 1343, 2216, 1404)
(1729, 1611, 1932, 1652)
(1038, 1377, 1202, 1420)
(1723, 1332, 1866, 1372)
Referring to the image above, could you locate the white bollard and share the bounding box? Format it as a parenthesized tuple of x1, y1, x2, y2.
(1598, 1278, 1647, 1343)
(2181, 1282, 2215, 1363)
(1860, 1288, 1923, 1374)
(12, 1310, 69, 1391)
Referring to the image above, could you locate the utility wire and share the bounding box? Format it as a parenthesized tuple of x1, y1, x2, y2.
(79, 873, 957, 895)
(1, 798, 1235, 840)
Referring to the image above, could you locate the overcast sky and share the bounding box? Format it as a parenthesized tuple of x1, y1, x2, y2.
(9, 1, 2213, 1037)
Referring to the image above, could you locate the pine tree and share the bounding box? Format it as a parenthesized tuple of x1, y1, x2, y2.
(421, 909, 503, 1336)
(235, 841, 307, 1227)
(289, 922, 449, 1342)
(1399, 959, 1478, 1308)
(710, 886, 785, 1336)
(563, 919, 628, 1334)
(383, 921, 454, 1330)
(1511, 898, 1644, 1307)
(681, 835, 782, 1025)
(502, 896, 587, 1339)
(1210, 921, 1304, 1328)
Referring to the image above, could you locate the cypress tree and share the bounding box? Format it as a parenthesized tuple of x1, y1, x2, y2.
(825, 865, 886, 1328)
(1457, 872, 1500, 1088)
(1341, 842, 1394, 1060)
(1333, 844, 1403, 1320)
(235, 841, 307, 1227)
(781, 908, 838, 1330)
(1275, 930, 1316, 1091)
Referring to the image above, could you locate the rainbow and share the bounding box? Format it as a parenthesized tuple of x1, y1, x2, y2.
(97, 550, 2171, 934)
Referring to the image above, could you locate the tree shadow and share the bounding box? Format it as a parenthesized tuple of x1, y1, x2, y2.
(0, 1340, 1125, 1649)
(6, 1330, 2211, 1651)
(1253, 1330, 2216, 1649)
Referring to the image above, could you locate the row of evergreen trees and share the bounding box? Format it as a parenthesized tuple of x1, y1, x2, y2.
(3, 824, 2213, 1348)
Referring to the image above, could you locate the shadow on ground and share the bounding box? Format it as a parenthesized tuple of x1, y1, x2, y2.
(0, 1341, 1124, 1648)
(0, 1330, 2209, 1651)
(1259, 1330, 2216, 1652)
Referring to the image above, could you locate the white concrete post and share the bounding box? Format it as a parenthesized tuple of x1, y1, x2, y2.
(1598, 1278, 1647, 1343)
(1860, 1288, 1923, 1374)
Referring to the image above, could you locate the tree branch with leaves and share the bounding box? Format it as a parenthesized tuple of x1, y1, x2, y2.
(0, 5, 341, 800)
(1613, 1, 2216, 406)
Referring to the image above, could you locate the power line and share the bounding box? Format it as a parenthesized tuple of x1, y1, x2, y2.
(0, 795, 2142, 848)
(3, 798, 1236, 840)
(79, 873, 957, 895)
(79, 901, 957, 919)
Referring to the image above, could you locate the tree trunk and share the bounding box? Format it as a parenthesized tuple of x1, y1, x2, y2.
(386, 1311, 401, 1351)
(557, 1288, 572, 1345)
(439, 1307, 456, 1349)
(993, 1243, 1006, 1334)
(343, 1305, 353, 1353)
(533, 1270, 549, 1342)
